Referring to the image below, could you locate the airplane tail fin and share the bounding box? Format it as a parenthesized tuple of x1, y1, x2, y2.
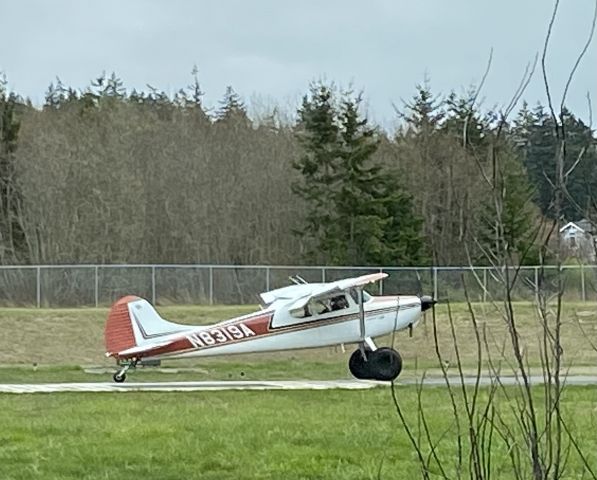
(104, 296, 188, 358)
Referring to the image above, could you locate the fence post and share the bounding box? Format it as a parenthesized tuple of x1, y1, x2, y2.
(94, 265, 99, 307)
(36, 266, 41, 308)
(534, 266, 539, 304)
(433, 267, 438, 301)
(321, 267, 326, 283)
(151, 266, 156, 305)
(265, 266, 270, 292)
(581, 264, 586, 302)
(483, 268, 487, 303)
(209, 266, 214, 305)
(379, 268, 383, 295)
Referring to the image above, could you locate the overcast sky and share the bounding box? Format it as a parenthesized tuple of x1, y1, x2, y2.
(1, 0, 595, 126)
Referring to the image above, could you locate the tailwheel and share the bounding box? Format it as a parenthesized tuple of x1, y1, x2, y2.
(112, 358, 138, 383)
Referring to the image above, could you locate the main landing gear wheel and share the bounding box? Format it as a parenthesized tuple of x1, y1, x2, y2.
(113, 372, 126, 383)
(349, 348, 372, 379)
(370, 347, 403, 381)
(349, 347, 402, 381)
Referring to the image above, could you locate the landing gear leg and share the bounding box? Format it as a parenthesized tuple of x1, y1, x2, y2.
(113, 358, 138, 383)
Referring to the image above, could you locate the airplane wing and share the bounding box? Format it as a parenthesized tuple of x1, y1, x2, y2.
(259, 283, 313, 306)
(286, 272, 388, 312)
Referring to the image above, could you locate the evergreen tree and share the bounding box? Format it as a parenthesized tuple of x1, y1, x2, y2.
(475, 141, 540, 264)
(172, 67, 210, 126)
(189, 65, 204, 107)
(92, 71, 126, 99)
(44, 77, 68, 109)
(335, 93, 388, 264)
(0, 74, 26, 262)
(442, 89, 490, 149)
(401, 81, 445, 136)
(216, 86, 248, 123)
(293, 82, 426, 265)
(511, 101, 534, 150)
(293, 82, 341, 260)
(380, 179, 427, 264)
(516, 104, 597, 220)
(186, 66, 209, 124)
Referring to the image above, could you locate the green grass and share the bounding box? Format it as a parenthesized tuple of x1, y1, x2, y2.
(1, 302, 596, 383)
(2, 303, 595, 479)
(0, 386, 595, 479)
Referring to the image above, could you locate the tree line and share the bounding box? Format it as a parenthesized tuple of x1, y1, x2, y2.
(0, 72, 595, 266)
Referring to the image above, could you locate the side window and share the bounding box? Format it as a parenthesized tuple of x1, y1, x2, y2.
(349, 288, 359, 303)
(293, 305, 312, 318)
(311, 299, 330, 315)
(348, 288, 372, 304)
(329, 294, 349, 312)
(290, 294, 351, 319)
(309, 295, 350, 315)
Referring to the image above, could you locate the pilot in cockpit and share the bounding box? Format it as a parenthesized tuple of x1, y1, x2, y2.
(330, 295, 348, 311)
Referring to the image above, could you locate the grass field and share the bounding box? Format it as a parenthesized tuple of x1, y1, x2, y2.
(1, 302, 596, 383)
(1, 303, 596, 479)
(0, 386, 595, 480)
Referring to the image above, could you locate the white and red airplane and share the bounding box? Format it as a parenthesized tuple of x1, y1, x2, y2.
(104, 272, 435, 382)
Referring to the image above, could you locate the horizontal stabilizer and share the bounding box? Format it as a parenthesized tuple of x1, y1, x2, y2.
(105, 296, 190, 358)
(114, 339, 176, 357)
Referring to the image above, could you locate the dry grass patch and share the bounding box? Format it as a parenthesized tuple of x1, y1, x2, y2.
(0, 302, 595, 375)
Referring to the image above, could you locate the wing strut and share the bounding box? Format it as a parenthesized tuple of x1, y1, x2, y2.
(357, 287, 377, 359)
(357, 287, 367, 359)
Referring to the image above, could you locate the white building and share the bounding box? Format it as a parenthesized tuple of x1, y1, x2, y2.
(559, 220, 596, 261)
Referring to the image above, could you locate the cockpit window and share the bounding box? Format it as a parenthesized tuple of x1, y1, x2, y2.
(330, 295, 349, 311)
(291, 294, 351, 319)
(349, 288, 372, 304)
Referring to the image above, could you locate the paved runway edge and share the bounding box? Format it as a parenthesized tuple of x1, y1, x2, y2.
(2, 375, 597, 394)
(0, 380, 381, 394)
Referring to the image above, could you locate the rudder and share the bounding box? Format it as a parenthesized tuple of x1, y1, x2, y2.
(105, 295, 139, 357)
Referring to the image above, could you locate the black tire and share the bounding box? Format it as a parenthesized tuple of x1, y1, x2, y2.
(113, 372, 126, 383)
(370, 347, 402, 381)
(348, 348, 372, 379)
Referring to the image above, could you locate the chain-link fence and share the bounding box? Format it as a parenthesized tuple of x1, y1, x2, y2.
(0, 264, 594, 307)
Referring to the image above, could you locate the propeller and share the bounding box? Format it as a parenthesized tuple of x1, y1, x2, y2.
(420, 295, 437, 312)
(414, 269, 437, 314)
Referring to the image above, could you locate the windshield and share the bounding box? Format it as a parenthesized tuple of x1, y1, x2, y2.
(349, 288, 372, 303)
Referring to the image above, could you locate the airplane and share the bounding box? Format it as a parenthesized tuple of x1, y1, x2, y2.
(104, 272, 436, 383)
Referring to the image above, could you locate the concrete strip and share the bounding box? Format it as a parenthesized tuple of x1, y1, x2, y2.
(0, 380, 380, 394)
(2, 375, 597, 394)
(400, 374, 597, 387)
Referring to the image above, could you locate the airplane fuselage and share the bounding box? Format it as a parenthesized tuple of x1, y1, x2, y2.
(137, 295, 422, 361)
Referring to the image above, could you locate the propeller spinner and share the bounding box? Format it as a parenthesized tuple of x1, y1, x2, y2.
(420, 295, 437, 312)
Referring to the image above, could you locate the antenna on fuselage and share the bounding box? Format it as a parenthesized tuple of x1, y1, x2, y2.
(289, 275, 309, 285)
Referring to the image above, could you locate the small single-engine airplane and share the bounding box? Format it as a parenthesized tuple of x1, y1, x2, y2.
(105, 272, 435, 383)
